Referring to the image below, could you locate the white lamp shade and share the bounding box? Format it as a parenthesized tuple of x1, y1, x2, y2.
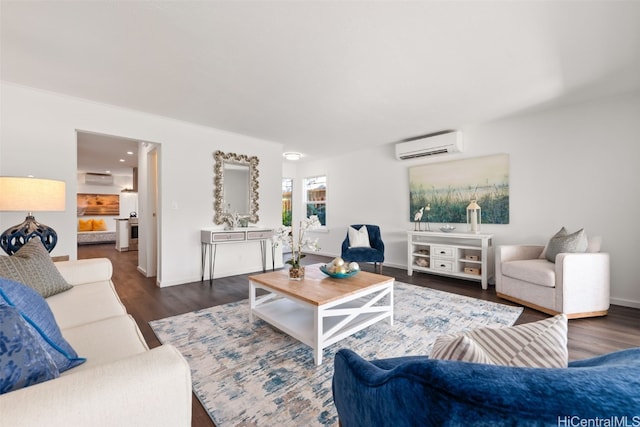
(0, 177, 66, 212)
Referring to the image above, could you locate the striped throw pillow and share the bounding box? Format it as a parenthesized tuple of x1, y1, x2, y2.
(430, 314, 568, 368)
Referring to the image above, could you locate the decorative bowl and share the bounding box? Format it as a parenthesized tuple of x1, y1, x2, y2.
(440, 225, 456, 233)
(319, 265, 359, 279)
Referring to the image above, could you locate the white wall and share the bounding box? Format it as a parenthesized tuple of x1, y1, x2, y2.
(0, 82, 284, 286)
(293, 91, 640, 308)
(3, 82, 638, 307)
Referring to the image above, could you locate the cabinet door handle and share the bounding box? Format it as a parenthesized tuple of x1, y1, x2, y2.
(439, 251, 446, 254)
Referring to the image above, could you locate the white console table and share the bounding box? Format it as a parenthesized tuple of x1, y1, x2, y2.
(407, 231, 494, 289)
(201, 228, 274, 285)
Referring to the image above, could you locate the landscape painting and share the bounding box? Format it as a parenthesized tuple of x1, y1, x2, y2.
(77, 193, 120, 216)
(409, 154, 509, 224)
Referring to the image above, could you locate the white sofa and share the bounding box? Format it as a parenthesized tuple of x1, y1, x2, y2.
(495, 244, 610, 319)
(0, 258, 192, 427)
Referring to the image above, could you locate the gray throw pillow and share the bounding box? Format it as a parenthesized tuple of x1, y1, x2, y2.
(545, 228, 588, 263)
(0, 239, 72, 298)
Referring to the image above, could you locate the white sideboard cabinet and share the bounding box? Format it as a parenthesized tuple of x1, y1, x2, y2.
(407, 231, 494, 289)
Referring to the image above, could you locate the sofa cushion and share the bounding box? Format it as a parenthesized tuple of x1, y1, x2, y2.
(501, 259, 556, 287)
(61, 315, 148, 374)
(92, 219, 108, 231)
(54, 258, 113, 286)
(47, 280, 127, 330)
(0, 278, 85, 373)
(586, 236, 602, 253)
(429, 334, 495, 364)
(539, 226, 566, 259)
(0, 304, 60, 394)
(431, 314, 568, 368)
(78, 219, 93, 231)
(545, 228, 588, 263)
(348, 226, 371, 248)
(0, 239, 72, 298)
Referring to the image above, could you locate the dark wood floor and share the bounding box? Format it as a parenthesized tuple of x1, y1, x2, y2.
(78, 244, 640, 427)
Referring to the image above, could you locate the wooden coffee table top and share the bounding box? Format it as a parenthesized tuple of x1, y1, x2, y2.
(248, 263, 394, 306)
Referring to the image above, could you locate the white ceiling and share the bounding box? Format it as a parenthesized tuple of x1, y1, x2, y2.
(2, 1, 640, 161)
(76, 132, 139, 176)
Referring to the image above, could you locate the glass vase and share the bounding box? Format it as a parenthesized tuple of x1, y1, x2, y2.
(289, 266, 305, 280)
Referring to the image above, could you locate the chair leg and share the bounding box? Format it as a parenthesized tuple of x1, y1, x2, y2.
(374, 263, 383, 274)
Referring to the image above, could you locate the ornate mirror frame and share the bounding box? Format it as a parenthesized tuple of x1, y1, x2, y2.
(213, 150, 260, 225)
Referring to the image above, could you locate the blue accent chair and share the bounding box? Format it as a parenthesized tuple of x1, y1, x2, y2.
(332, 347, 640, 427)
(341, 225, 385, 273)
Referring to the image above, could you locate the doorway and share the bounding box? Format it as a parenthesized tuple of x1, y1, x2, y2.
(76, 130, 160, 278)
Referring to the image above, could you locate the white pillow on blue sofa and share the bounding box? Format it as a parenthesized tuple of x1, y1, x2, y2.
(348, 226, 371, 248)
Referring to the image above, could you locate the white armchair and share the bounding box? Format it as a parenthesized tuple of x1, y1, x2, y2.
(495, 242, 610, 319)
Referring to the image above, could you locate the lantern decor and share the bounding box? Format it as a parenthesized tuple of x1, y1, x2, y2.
(466, 199, 481, 233)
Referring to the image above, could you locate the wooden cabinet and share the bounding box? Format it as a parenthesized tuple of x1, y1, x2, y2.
(407, 231, 493, 289)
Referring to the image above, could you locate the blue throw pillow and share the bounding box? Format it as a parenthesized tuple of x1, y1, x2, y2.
(0, 278, 85, 373)
(0, 304, 60, 394)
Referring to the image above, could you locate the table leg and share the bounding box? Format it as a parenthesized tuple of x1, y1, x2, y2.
(481, 238, 489, 290)
(209, 244, 217, 286)
(259, 240, 266, 272)
(314, 307, 322, 366)
(249, 281, 256, 322)
(201, 243, 208, 282)
(271, 241, 275, 271)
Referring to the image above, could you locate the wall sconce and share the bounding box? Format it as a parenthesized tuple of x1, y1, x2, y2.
(466, 199, 481, 234)
(0, 176, 66, 255)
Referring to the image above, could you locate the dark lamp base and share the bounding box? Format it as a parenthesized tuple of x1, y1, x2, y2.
(0, 215, 58, 255)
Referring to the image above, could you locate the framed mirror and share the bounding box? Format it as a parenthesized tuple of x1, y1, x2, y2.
(214, 150, 260, 225)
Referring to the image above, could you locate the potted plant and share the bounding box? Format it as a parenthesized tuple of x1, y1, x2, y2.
(274, 215, 321, 280)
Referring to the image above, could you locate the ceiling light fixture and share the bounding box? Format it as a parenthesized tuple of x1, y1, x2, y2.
(283, 152, 302, 161)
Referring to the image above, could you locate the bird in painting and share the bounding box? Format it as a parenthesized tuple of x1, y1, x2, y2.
(414, 207, 424, 231)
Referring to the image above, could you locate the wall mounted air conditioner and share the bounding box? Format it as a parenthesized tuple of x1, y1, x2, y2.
(84, 173, 114, 185)
(395, 131, 463, 160)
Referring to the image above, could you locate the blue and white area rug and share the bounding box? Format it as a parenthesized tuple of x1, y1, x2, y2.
(149, 282, 523, 426)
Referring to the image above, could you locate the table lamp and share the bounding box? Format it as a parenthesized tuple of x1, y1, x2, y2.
(0, 176, 66, 255)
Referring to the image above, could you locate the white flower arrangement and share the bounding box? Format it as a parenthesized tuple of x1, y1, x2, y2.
(273, 215, 321, 268)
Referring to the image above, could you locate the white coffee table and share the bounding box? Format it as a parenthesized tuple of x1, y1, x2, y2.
(249, 263, 394, 365)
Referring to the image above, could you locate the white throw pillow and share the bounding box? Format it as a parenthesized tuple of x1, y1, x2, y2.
(348, 226, 371, 248)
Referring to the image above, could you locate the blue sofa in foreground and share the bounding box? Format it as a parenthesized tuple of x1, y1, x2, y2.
(332, 347, 640, 427)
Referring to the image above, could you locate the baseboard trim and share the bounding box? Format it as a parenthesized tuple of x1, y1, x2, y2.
(610, 297, 640, 309)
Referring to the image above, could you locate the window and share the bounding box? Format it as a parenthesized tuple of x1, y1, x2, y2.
(304, 175, 326, 226)
(282, 178, 292, 226)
